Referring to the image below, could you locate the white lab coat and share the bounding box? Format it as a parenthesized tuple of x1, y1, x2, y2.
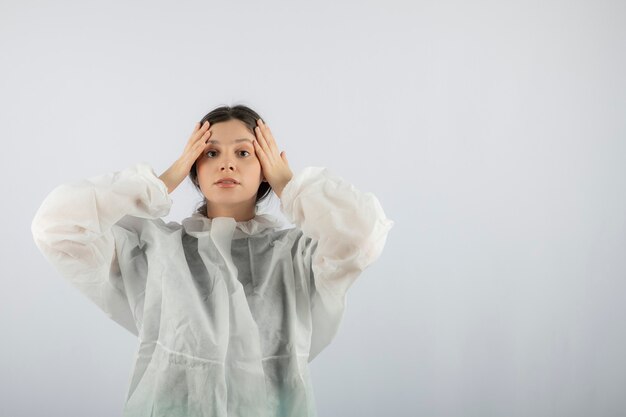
(31, 162, 394, 417)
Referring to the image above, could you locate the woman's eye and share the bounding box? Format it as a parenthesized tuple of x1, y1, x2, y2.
(205, 150, 251, 158)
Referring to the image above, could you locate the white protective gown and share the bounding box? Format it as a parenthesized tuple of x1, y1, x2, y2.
(31, 162, 394, 417)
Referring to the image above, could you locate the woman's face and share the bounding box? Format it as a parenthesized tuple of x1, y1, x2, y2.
(195, 119, 264, 209)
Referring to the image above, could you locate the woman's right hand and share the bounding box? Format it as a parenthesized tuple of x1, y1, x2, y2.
(158, 121, 213, 194)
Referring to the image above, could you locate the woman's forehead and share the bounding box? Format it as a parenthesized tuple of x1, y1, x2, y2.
(207, 138, 254, 145)
(208, 120, 254, 144)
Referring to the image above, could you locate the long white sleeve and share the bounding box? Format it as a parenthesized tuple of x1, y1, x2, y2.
(30, 163, 173, 335)
(279, 166, 394, 361)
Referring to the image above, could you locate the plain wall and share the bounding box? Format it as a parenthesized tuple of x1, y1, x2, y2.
(2, 0, 625, 416)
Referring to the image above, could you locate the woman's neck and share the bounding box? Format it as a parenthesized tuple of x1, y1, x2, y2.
(206, 201, 256, 222)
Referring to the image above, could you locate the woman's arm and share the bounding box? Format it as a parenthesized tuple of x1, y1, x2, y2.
(30, 163, 173, 335)
(279, 166, 394, 361)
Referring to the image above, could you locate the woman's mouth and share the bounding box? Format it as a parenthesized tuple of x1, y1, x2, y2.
(215, 181, 238, 188)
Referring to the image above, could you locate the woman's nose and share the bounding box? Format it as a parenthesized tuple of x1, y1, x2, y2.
(220, 159, 235, 170)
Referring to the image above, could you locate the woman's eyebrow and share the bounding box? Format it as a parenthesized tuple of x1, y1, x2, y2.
(207, 138, 253, 145)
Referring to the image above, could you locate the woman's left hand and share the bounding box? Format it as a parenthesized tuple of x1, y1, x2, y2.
(253, 119, 293, 198)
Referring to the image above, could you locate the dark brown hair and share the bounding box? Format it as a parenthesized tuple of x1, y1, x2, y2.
(188, 104, 273, 217)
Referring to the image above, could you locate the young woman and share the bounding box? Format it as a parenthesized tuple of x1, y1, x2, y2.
(31, 104, 394, 417)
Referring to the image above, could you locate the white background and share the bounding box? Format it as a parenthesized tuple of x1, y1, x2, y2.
(2, 0, 626, 416)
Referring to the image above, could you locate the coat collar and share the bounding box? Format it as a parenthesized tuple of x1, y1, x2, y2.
(181, 211, 285, 239)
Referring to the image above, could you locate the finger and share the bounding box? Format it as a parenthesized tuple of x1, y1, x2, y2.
(252, 138, 267, 162)
(193, 132, 212, 155)
(258, 119, 278, 146)
(254, 126, 266, 150)
(255, 121, 268, 145)
(189, 130, 211, 154)
(194, 121, 210, 137)
(254, 126, 274, 162)
(253, 146, 267, 170)
(189, 123, 207, 148)
(195, 126, 212, 144)
(198, 129, 212, 145)
(258, 122, 279, 156)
